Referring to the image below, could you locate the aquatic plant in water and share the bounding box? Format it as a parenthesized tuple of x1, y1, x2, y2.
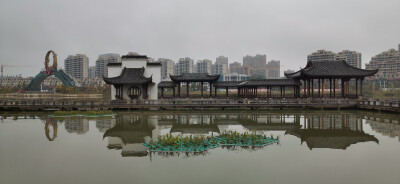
(217, 130, 279, 146)
(143, 134, 220, 152)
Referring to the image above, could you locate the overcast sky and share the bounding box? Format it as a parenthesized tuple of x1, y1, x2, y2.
(1, 0, 399, 77)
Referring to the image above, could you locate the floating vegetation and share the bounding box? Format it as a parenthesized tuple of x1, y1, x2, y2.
(216, 131, 278, 146)
(143, 131, 279, 153)
(51, 110, 114, 117)
(143, 134, 220, 152)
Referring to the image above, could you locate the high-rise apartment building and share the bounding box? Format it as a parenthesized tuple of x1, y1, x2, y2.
(175, 57, 194, 75)
(338, 50, 362, 68)
(307, 50, 341, 62)
(229, 62, 252, 75)
(229, 62, 241, 74)
(365, 46, 400, 78)
(159, 58, 175, 80)
(267, 60, 280, 78)
(88, 66, 96, 79)
(64, 54, 89, 79)
(308, 50, 362, 68)
(196, 59, 212, 73)
(212, 56, 229, 74)
(95, 53, 121, 78)
(243, 54, 267, 78)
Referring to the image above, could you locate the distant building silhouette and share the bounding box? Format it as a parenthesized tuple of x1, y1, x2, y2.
(365, 45, 400, 78)
(95, 53, 121, 78)
(243, 54, 267, 78)
(196, 59, 212, 74)
(175, 57, 194, 75)
(308, 50, 362, 68)
(64, 54, 89, 79)
(338, 50, 361, 68)
(267, 60, 280, 78)
(158, 58, 175, 80)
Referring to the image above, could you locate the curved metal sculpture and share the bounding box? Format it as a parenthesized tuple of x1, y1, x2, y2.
(24, 50, 77, 91)
(45, 50, 58, 71)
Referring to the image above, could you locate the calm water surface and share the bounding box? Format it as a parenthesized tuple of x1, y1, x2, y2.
(0, 110, 399, 184)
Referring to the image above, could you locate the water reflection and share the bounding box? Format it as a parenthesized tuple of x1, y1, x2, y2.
(2, 111, 399, 157)
(285, 114, 379, 149)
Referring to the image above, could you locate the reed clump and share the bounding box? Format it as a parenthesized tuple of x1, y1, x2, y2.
(145, 134, 219, 152)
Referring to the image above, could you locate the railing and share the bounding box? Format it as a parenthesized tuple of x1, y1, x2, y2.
(359, 99, 400, 110)
(0, 98, 360, 109)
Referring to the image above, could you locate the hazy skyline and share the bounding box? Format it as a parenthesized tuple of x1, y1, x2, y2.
(1, 0, 399, 77)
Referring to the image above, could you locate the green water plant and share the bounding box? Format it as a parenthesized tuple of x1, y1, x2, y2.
(217, 130, 278, 146)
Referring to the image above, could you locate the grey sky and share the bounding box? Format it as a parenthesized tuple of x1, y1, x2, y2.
(1, 0, 399, 77)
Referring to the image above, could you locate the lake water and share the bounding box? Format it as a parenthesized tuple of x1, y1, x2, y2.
(0, 110, 399, 184)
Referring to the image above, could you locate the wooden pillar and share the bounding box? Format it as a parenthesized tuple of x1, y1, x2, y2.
(303, 80, 306, 98)
(329, 79, 332, 98)
(201, 82, 204, 98)
(360, 78, 363, 97)
(318, 79, 321, 98)
(178, 82, 181, 98)
(355, 79, 358, 98)
(214, 85, 217, 97)
(341, 79, 345, 98)
(186, 82, 189, 98)
(311, 79, 314, 98)
(322, 79, 325, 98)
(161, 87, 164, 98)
(283, 86, 285, 98)
(226, 87, 229, 97)
(121, 86, 124, 99)
(333, 79, 336, 98)
(209, 82, 212, 98)
(255, 87, 258, 97)
(280, 86, 283, 98)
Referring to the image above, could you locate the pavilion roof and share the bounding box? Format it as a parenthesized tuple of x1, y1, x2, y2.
(158, 81, 176, 88)
(238, 79, 301, 87)
(285, 129, 379, 150)
(103, 67, 152, 85)
(170, 73, 220, 82)
(214, 81, 242, 88)
(285, 60, 378, 79)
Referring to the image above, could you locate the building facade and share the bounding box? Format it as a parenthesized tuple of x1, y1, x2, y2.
(243, 54, 267, 78)
(95, 53, 121, 78)
(365, 46, 400, 78)
(159, 58, 175, 80)
(88, 66, 96, 79)
(220, 73, 250, 81)
(267, 60, 280, 78)
(175, 57, 194, 75)
(307, 50, 340, 62)
(196, 59, 212, 74)
(338, 50, 362, 68)
(104, 52, 161, 100)
(64, 54, 89, 79)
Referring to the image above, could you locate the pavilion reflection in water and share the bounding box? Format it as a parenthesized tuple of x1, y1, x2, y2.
(100, 112, 380, 157)
(286, 114, 379, 150)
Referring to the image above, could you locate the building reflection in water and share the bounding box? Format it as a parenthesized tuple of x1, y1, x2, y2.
(64, 119, 89, 135)
(364, 114, 400, 142)
(286, 114, 379, 150)
(4, 111, 400, 156)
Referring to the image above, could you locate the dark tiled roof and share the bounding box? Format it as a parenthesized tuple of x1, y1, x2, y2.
(286, 60, 378, 78)
(170, 73, 220, 82)
(214, 81, 242, 87)
(121, 54, 148, 59)
(238, 79, 301, 87)
(103, 67, 152, 85)
(158, 81, 176, 88)
(147, 62, 161, 66)
(107, 62, 122, 66)
(286, 129, 379, 150)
